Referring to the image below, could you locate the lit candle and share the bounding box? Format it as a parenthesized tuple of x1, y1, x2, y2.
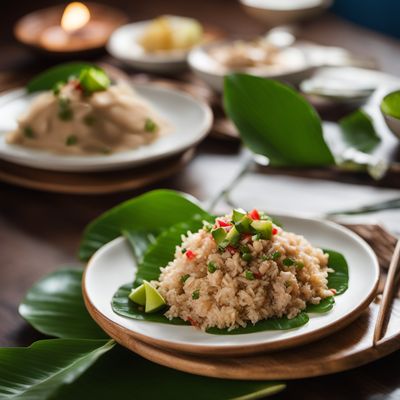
(39, 2, 109, 52)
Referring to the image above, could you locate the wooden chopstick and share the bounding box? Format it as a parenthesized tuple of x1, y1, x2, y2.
(373, 239, 400, 346)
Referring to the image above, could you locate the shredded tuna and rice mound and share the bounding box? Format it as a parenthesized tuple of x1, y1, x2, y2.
(154, 209, 335, 331)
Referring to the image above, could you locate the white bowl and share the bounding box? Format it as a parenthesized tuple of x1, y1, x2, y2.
(188, 40, 314, 92)
(107, 18, 194, 73)
(84, 214, 379, 356)
(0, 84, 213, 172)
(240, 0, 333, 27)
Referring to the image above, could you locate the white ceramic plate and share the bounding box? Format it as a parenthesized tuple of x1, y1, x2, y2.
(107, 19, 190, 73)
(84, 214, 379, 356)
(188, 41, 314, 92)
(0, 84, 212, 172)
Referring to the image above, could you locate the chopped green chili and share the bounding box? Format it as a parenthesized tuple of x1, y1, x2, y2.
(244, 271, 254, 280)
(208, 262, 217, 273)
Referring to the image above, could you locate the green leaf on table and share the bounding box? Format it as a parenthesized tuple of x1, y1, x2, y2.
(79, 189, 208, 261)
(339, 109, 381, 153)
(54, 345, 285, 400)
(0, 339, 114, 400)
(19, 267, 108, 339)
(324, 249, 349, 295)
(223, 73, 335, 167)
(27, 62, 94, 93)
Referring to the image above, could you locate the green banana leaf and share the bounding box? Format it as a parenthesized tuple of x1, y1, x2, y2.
(0, 339, 114, 400)
(19, 267, 108, 339)
(339, 109, 381, 153)
(27, 62, 94, 93)
(324, 249, 349, 295)
(223, 74, 335, 167)
(54, 346, 285, 400)
(13, 268, 284, 400)
(79, 190, 208, 261)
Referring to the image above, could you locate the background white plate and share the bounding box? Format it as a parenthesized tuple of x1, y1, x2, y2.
(188, 41, 314, 92)
(107, 20, 190, 73)
(84, 214, 379, 355)
(0, 84, 212, 172)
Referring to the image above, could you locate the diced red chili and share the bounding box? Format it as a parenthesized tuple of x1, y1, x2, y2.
(330, 288, 337, 295)
(217, 219, 232, 227)
(272, 228, 278, 235)
(226, 245, 237, 255)
(254, 272, 262, 279)
(249, 209, 260, 220)
(187, 317, 198, 327)
(186, 250, 196, 260)
(242, 233, 252, 241)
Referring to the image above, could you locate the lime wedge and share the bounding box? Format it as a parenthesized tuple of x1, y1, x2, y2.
(381, 90, 400, 119)
(79, 67, 110, 93)
(129, 284, 146, 306)
(144, 281, 166, 313)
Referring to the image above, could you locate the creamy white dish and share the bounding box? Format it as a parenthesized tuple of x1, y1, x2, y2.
(7, 68, 168, 155)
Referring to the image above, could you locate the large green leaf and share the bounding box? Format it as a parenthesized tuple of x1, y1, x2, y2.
(324, 249, 349, 295)
(223, 74, 335, 167)
(27, 62, 94, 93)
(54, 345, 285, 400)
(19, 267, 108, 339)
(305, 297, 335, 313)
(339, 109, 381, 153)
(0, 339, 114, 400)
(133, 215, 213, 287)
(79, 190, 208, 261)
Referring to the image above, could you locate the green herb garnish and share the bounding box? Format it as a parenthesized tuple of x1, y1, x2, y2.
(181, 274, 190, 283)
(271, 251, 281, 261)
(144, 118, 158, 133)
(283, 258, 295, 266)
(58, 98, 73, 121)
(241, 253, 252, 262)
(23, 126, 35, 139)
(65, 135, 78, 146)
(207, 262, 217, 273)
(192, 289, 200, 299)
(83, 114, 96, 126)
(244, 271, 254, 280)
(52, 82, 64, 96)
(295, 261, 305, 269)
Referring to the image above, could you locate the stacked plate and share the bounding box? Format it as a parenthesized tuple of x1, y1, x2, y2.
(0, 83, 213, 194)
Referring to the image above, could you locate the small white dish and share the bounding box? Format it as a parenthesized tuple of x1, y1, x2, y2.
(0, 84, 212, 172)
(107, 18, 192, 73)
(240, 0, 333, 27)
(188, 41, 314, 92)
(83, 214, 379, 356)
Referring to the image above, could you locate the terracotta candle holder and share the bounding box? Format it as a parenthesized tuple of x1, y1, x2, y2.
(14, 2, 128, 56)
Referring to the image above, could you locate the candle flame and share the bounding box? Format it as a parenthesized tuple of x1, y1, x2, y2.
(61, 2, 90, 32)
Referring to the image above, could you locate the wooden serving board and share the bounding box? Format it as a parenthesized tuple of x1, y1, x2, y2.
(0, 149, 194, 194)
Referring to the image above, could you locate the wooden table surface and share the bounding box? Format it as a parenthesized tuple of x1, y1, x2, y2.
(1, 1, 400, 399)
